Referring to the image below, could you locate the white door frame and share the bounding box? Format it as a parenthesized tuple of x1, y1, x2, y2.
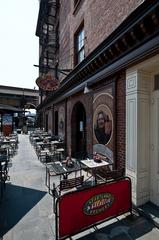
(150, 89, 159, 206)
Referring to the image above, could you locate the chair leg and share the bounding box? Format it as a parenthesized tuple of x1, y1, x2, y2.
(0, 178, 6, 199)
(0, 182, 3, 199)
(53, 196, 56, 214)
(45, 166, 48, 187)
(52, 183, 56, 214)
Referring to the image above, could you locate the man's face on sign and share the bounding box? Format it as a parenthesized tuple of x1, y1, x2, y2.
(97, 113, 105, 128)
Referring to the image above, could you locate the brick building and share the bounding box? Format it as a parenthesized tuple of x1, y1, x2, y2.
(35, 0, 159, 206)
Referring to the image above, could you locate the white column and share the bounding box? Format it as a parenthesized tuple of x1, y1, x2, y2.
(126, 69, 151, 206)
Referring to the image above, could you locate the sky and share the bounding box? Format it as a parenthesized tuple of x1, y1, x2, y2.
(0, 0, 39, 90)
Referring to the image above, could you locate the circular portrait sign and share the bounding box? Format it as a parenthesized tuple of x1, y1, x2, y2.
(93, 104, 113, 145)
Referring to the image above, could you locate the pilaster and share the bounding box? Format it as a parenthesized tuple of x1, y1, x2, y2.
(126, 69, 151, 206)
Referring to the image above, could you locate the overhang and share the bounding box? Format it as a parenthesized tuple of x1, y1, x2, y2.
(0, 104, 24, 113)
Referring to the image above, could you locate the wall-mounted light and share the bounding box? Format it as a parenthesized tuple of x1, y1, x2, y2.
(84, 83, 91, 94)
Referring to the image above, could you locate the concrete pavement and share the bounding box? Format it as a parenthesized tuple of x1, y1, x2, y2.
(0, 134, 56, 240)
(0, 134, 159, 240)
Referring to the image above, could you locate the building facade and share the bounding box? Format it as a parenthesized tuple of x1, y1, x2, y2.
(0, 86, 39, 135)
(35, 0, 159, 206)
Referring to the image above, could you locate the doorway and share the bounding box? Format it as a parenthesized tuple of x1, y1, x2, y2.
(150, 89, 159, 206)
(54, 111, 58, 136)
(71, 102, 86, 159)
(45, 114, 48, 132)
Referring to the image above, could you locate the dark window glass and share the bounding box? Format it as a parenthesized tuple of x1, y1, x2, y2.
(154, 74, 159, 90)
(75, 27, 84, 65)
(74, 0, 80, 7)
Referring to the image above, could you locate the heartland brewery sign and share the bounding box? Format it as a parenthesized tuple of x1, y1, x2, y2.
(36, 74, 59, 91)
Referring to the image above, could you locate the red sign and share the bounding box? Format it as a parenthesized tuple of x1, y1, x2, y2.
(57, 178, 131, 239)
(36, 74, 59, 91)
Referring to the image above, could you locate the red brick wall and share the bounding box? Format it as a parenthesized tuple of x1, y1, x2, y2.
(58, 0, 72, 73)
(58, 0, 143, 78)
(116, 71, 126, 169)
(65, 72, 126, 167)
(86, 0, 143, 52)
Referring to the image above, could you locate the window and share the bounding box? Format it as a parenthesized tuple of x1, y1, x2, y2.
(74, 0, 81, 7)
(74, 25, 84, 65)
(73, 0, 83, 14)
(154, 74, 159, 90)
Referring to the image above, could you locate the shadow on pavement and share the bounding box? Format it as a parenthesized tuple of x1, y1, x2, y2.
(0, 183, 46, 237)
(136, 201, 159, 229)
(75, 213, 154, 240)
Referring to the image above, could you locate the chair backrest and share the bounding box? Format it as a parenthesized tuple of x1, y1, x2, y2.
(0, 154, 8, 162)
(96, 168, 125, 182)
(59, 175, 84, 192)
(0, 148, 7, 155)
(106, 168, 125, 180)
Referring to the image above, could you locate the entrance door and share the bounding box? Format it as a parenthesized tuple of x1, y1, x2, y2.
(150, 90, 159, 206)
(71, 102, 86, 159)
(54, 111, 58, 136)
(45, 114, 48, 132)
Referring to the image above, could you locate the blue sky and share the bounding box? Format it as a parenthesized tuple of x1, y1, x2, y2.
(0, 0, 39, 89)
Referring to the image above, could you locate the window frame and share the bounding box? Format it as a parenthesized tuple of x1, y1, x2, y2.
(74, 22, 85, 66)
(73, 0, 83, 14)
(74, 0, 81, 8)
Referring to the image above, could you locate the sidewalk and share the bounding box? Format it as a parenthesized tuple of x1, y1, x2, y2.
(0, 134, 56, 240)
(0, 134, 159, 240)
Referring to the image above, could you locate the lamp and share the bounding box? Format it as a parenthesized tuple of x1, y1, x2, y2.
(84, 83, 90, 94)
